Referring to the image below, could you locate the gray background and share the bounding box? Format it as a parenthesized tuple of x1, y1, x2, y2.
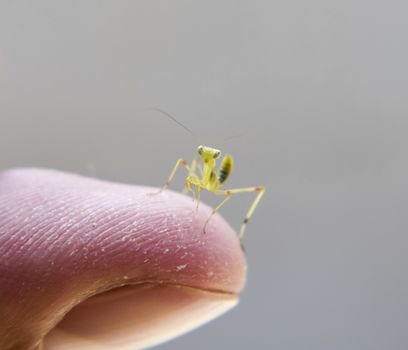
(1, 1, 408, 349)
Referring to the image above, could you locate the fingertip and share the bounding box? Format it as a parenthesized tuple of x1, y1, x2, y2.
(0, 168, 247, 349)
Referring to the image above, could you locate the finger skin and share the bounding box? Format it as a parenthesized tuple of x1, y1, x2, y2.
(0, 168, 246, 350)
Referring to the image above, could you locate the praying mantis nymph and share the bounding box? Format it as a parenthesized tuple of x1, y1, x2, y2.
(154, 144, 265, 239)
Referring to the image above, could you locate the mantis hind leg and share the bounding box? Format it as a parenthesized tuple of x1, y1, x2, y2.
(205, 186, 265, 239)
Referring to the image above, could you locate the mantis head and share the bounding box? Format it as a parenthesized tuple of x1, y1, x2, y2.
(197, 145, 221, 161)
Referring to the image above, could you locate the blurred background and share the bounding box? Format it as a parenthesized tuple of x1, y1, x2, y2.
(1, 1, 407, 349)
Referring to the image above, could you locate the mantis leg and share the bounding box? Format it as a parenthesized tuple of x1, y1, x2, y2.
(185, 175, 202, 208)
(182, 156, 200, 194)
(190, 156, 199, 174)
(151, 159, 196, 195)
(203, 191, 233, 233)
(206, 186, 265, 239)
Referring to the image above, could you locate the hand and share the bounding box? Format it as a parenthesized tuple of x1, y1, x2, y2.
(0, 168, 246, 350)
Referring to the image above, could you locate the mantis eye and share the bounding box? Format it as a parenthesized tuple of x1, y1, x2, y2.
(197, 146, 204, 155)
(214, 151, 221, 158)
